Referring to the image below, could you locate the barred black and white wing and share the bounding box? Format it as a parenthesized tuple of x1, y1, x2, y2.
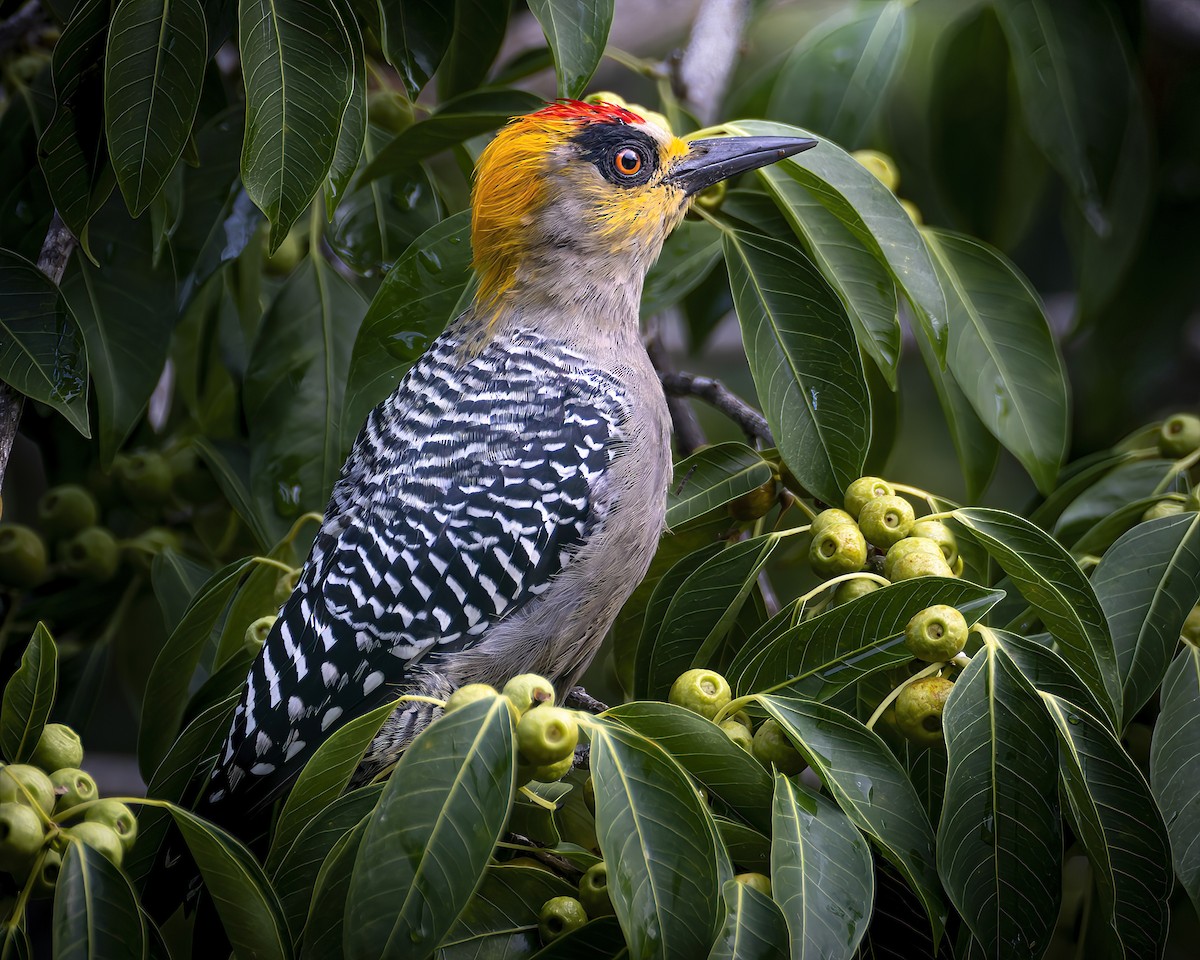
(204, 329, 630, 813)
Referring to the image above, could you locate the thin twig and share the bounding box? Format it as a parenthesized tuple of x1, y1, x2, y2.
(675, 0, 751, 125)
(0, 212, 78, 490)
(645, 319, 707, 455)
(0, 1, 46, 58)
(563, 686, 608, 714)
(659, 371, 773, 445)
(503, 833, 584, 881)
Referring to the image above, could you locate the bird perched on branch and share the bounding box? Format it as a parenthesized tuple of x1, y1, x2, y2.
(205, 100, 816, 816)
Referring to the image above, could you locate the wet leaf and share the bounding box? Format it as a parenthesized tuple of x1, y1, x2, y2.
(529, 0, 614, 99)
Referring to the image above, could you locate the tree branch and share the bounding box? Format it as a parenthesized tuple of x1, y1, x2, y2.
(0, 212, 78, 491)
(659, 371, 773, 445)
(675, 0, 751, 125)
(645, 318, 707, 456)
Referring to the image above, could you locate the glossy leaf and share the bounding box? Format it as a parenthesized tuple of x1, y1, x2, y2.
(138, 560, 251, 778)
(324, 1, 366, 218)
(151, 549, 215, 633)
(708, 879, 789, 960)
(588, 715, 730, 960)
(937, 640, 1061, 959)
(924, 228, 1068, 493)
(724, 226, 870, 505)
(529, 0, 614, 99)
(359, 89, 540, 187)
(527, 919, 625, 960)
(1150, 643, 1200, 917)
(766, 0, 908, 147)
(342, 211, 472, 449)
(266, 701, 395, 872)
(771, 774, 873, 960)
(729, 577, 1003, 697)
(991, 629, 1107, 723)
(605, 700, 774, 833)
(727, 119, 947, 357)
(0, 624, 58, 764)
(53, 841, 146, 960)
(104, 0, 208, 215)
(378, 0, 452, 100)
(244, 256, 367, 526)
(301, 816, 366, 957)
(1042, 694, 1172, 959)
(440, 865, 575, 959)
(38, 0, 115, 251)
(239, 0, 354, 248)
(640, 533, 782, 700)
(953, 507, 1120, 720)
(1093, 512, 1200, 725)
(1051, 458, 1174, 544)
(214, 537, 300, 669)
(643, 220, 723, 317)
(758, 694, 945, 941)
(166, 804, 292, 960)
(0, 249, 89, 435)
(438, 0, 510, 100)
(758, 166, 900, 387)
(666, 442, 774, 530)
(344, 696, 515, 960)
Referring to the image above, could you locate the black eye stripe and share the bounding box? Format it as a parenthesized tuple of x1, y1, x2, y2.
(574, 124, 658, 187)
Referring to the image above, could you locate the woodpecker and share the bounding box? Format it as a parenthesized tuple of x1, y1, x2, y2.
(205, 100, 816, 814)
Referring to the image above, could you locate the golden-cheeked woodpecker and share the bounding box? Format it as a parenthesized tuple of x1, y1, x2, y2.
(205, 100, 815, 812)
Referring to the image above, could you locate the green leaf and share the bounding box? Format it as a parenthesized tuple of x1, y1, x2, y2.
(708, 879, 789, 960)
(438, 0, 510, 100)
(104, 0, 208, 215)
(0, 624, 58, 764)
(0, 249, 89, 435)
(765, 0, 909, 147)
(440, 865, 575, 959)
(301, 815, 366, 957)
(604, 701, 774, 833)
(666, 443, 774, 530)
(192, 438, 275, 551)
(342, 211, 473, 447)
(588, 715, 730, 960)
(214, 539, 299, 669)
(729, 577, 1003, 698)
(643, 221, 723, 318)
(758, 694, 945, 942)
(1052, 458, 1175, 544)
(53, 841, 146, 960)
(1093, 512, 1200, 725)
(1150, 643, 1200, 917)
(758, 166, 900, 387)
(266, 702, 395, 873)
(640, 533, 783, 700)
(953, 507, 1120, 720)
(727, 119, 947, 357)
(151, 549, 214, 633)
(324, 1, 366, 218)
(137, 560, 251, 778)
(165, 803, 292, 960)
(924, 229, 1068, 493)
(238, 0, 354, 248)
(723, 226, 870, 505)
(771, 774, 873, 960)
(528, 0, 614, 99)
(344, 696, 515, 959)
(39, 0, 115, 251)
(244, 256, 367, 525)
(991, 629, 1107, 723)
(1041, 694, 1172, 959)
(937, 639, 1061, 958)
(527, 919, 625, 960)
(360, 89, 540, 186)
(378, 0, 452, 100)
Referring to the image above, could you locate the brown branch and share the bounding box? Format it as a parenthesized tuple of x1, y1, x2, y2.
(0, 0, 46, 58)
(505, 832, 584, 881)
(659, 371, 773, 445)
(564, 686, 608, 714)
(645, 319, 707, 456)
(0, 211, 78, 490)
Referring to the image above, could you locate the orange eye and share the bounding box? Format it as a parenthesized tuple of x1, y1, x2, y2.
(614, 147, 643, 176)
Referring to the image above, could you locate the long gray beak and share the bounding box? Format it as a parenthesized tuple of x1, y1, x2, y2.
(667, 135, 818, 195)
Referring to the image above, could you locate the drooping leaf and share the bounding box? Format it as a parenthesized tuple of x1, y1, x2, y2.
(707, 879, 789, 960)
(440, 865, 575, 959)
(301, 815, 366, 957)
(528, 0, 614, 99)
(151, 549, 215, 633)
(244, 256, 367, 529)
(588, 715, 731, 960)
(937, 640, 1061, 958)
(1150, 643, 1200, 917)
(771, 774, 873, 960)
(344, 696, 515, 960)
(924, 228, 1068, 493)
(0, 624, 58, 764)
(991, 629, 1107, 723)
(643, 220, 723, 318)
(324, 0, 367, 218)
(239, 0, 355, 248)
(438, 0, 511, 100)
(758, 694, 945, 941)
(665, 442, 774, 530)
(378, 0, 453, 100)
(53, 841, 146, 960)
(342, 211, 472, 449)
(952, 507, 1120, 720)
(1051, 458, 1174, 544)
(723, 226, 870, 505)
(104, 0, 208, 215)
(0, 248, 89, 435)
(1092, 512, 1200, 725)
(1042, 694, 1172, 960)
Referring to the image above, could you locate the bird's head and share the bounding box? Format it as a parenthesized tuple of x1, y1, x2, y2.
(470, 100, 816, 317)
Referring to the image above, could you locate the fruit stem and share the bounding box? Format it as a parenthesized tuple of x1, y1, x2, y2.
(789, 496, 818, 522)
(283, 512, 325, 546)
(865, 661, 945, 731)
(890, 483, 941, 514)
(712, 694, 758, 727)
(5, 845, 47, 934)
(1155, 445, 1200, 494)
(250, 556, 296, 576)
(801, 571, 890, 607)
(915, 510, 955, 523)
